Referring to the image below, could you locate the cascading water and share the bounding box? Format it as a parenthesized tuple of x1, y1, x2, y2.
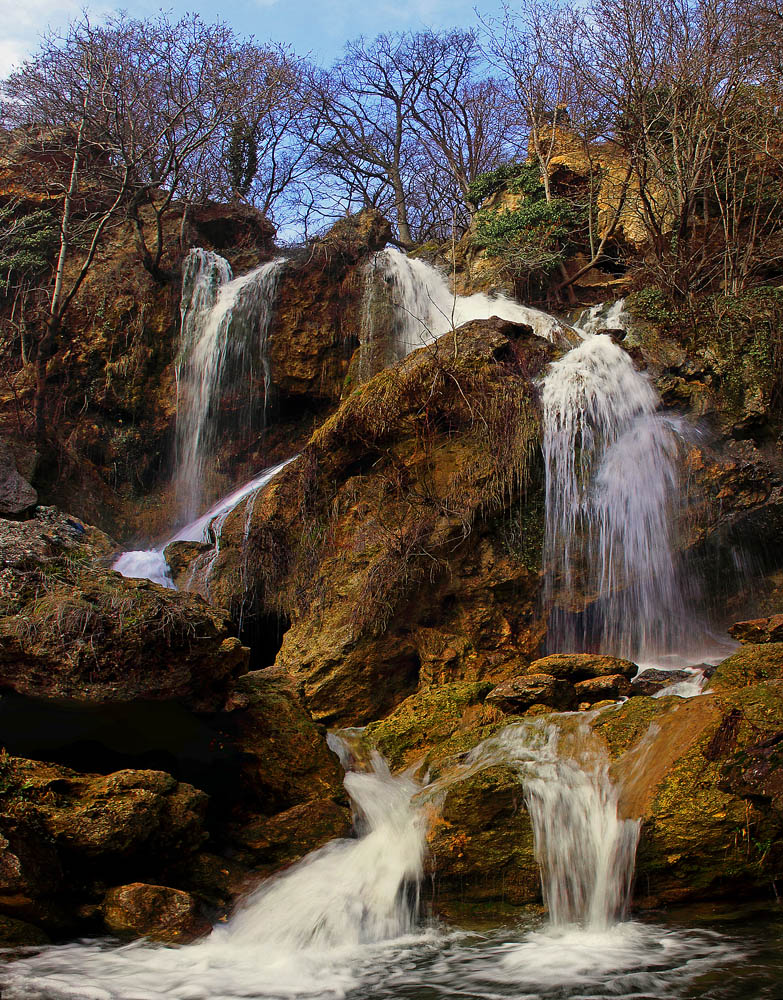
(540, 332, 706, 663)
(175, 249, 286, 520)
(357, 249, 569, 379)
(458, 717, 640, 930)
(0, 748, 428, 1000)
(113, 457, 296, 590)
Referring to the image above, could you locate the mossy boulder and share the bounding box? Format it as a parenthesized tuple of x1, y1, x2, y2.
(0, 755, 207, 934)
(364, 681, 496, 772)
(208, 317, 554, 726)
(593, 684, 783, 906)
(0, 507, 249, 711)
(425, 764, 539, 911)
(710, 643, 783, 690)
(220, 667, 346, 812)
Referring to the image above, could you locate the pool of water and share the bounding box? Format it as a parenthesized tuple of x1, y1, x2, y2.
(3, 901, 781, 1000)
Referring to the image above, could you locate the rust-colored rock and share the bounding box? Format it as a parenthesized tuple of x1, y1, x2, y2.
(102, 883, 211, 943)
(573, 673, 631, 704)
(208, 317, 554, 726)
(729, 615, 783, 645)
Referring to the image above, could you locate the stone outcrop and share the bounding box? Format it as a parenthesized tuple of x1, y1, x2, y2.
(0, 508, 250, 711)
(0, 438, 36, 515)
(205, 317, 555, 726)
(729, 615, 783, 645)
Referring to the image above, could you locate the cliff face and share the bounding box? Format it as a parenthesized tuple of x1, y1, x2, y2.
(0, 173, 389, 540)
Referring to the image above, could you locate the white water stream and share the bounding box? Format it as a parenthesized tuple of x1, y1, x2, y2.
(113, 458, 295, 590)
(358, 250, 569, 377)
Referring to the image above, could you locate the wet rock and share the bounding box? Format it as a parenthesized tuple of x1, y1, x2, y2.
(229, 799, 352, 870)
(0, 439, 37, 515)
(631, 668, 695, 696)
(426, 764, 539, 909)
(729, 615, 783, 645)
(527, 653, 638, 681)
(0, 755, 207, 934)
(0, 913, 50, 946)
(486, 673, 576, 713)
(2, 758, 207, 863)
(163, 539, 212, 589)
(102, 883, 211, 943)
(720, 731, 783, 812)
(573, 673, 631, 704)
(594, 687, 783, 906)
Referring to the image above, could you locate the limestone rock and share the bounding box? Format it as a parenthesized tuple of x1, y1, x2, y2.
(102, 883, 211, 943)
(0, 755, 207, 934)
(229, 799, 352, 870)
(486, 673, 576, 713)
(426, 764, 539, 910)
(710, 643, 783, 690)
(0, 508, 249, 710)
(222, 668, 345, 812)
(527, 653, 637, 681)
(364, 681, 497, 772)
(208, 317, 554, 725)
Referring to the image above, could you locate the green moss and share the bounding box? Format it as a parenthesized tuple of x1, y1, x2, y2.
(711, 644, 783, 690)
(364, 681, 495, 771)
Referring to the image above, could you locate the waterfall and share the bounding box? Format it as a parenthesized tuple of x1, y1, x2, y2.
(113, 457, 296, 590)
(358, 249, 569, 378)
(540, 333, 702, 662)
(175, 249, 286, 520)
(573, 297, 630, 337)
(0, 750, 427, 1000)
(462, 717, 639, 930)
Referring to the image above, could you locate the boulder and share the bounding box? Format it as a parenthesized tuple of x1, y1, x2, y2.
(222, 668, 346, 812)
(486, 673, 576, 713)
(426, 764, 539, 911)
(710, 643, 783, 690)
(364, 681, 496, 772)
(0, 755, 207, 934)
(102, 883, 211, 943)
(0, 508, 249, 710)
(228, 799, 352, 870)
(631, 668, 695, 696)
(574, 673, 631, 704)
(527, 653, 637, 681)
(729, 615, 783, 645)
(208, 317, 555, 725)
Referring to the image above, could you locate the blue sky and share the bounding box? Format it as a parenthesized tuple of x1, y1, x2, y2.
(0, 0, 510, 78)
